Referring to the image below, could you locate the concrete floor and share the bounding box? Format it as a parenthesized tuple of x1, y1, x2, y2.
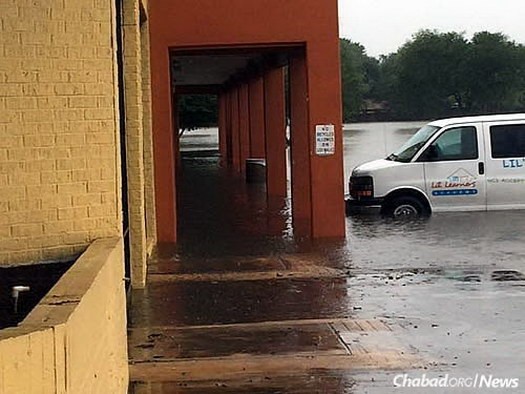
(128, 252, 422, 393)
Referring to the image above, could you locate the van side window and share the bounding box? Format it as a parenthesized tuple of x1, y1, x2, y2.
(418, 126, 478, 162)
(490, 124, 525, 158)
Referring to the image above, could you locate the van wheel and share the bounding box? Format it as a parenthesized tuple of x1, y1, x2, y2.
(383, 196, 426, 218)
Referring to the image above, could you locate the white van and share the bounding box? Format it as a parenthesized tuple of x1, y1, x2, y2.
(348, 113, 525, 217)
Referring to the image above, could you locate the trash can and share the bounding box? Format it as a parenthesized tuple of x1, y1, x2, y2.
(245, 158, 266, 183)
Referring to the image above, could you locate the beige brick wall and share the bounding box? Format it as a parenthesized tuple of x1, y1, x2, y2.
(0, 238, 128, 393)
(141, 14, 157, 251)
(0, 0, 122, 265)
(123, 0, 148, 287)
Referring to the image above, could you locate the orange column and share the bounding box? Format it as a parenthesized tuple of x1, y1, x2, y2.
(231, 88, 241, 172)
(173, 94, 181, 169)
(239, 83, 251, 172)
(225, 90, 233, 166)
(218, 93, 227, 164)
(306, 42, 345, 238)
(289, 55, 312, 238)
(248, 77, 266, 158)
(264, 67, 287, 198)
(150, 49, 177, 243)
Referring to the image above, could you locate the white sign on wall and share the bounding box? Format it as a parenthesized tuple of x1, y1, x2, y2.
(315, 124, 335, 156)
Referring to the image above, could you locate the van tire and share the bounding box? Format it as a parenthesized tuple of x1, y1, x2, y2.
(382, 196, 426, 218)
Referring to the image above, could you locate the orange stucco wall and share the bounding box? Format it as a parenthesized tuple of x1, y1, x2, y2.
(150, 0, 340, 47)
(149, 0, 345, 241)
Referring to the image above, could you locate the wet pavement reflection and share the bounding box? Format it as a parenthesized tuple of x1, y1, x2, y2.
(132, 372, 355, 394)
(175, 152, 294, 258)
(131, 278, 351, 327)
(130, 124, 525, 393)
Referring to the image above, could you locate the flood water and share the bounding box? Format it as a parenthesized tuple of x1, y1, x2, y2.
(343, 122, 525, 275)
(179, 123, 525, 276)
(134, 123, 525, 393)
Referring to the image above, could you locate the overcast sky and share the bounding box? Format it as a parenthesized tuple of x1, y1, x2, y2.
(338, 0, 525, 57)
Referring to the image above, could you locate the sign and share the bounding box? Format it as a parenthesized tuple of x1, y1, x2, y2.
(315, 124, 335, 156)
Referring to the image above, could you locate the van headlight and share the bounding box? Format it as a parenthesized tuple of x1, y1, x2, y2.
(349, 176, 374, 200)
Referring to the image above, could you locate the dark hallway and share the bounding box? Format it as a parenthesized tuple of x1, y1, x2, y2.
(174, 150, 293, 259)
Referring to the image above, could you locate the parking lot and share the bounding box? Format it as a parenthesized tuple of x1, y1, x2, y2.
(129, 124, 525, 393)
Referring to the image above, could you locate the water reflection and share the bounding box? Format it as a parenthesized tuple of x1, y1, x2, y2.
(177, 152, 295, 259)
(346, 210, 525, 273)
(178, 123, 525, 277)
(132, 277, 352, 327)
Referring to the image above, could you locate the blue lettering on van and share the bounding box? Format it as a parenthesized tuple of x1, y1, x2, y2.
(503, 159, 524, 168)
(432, 189, 478, 196)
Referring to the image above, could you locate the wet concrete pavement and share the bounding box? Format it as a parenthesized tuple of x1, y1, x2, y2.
(129, 124, 525, 393)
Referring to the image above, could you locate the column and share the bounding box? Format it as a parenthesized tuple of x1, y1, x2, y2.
(231, 87, 241, 172)
(239, 83, 251, 173)
(264, 67, 287, 198)
(248, 76, 266, 158)
(289, 55, 312, 238)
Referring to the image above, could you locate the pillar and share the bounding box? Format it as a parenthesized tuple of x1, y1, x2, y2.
(289, 45, 345, 239)
(140, 16, 157, 253)
(306, 42, 345, 238)
(231, 88, 241, 172)
(264, 67, 287, 198)
(239, 83, 251, 172)
(150, 52, 177, 242)
(248, 77, 266, 158)
(218, 93, 227, 164)
(289, 55, 312, 237)
(123, 0, 147, 286)
(225, 90, 233, 166)
(172, 94, 180, 169)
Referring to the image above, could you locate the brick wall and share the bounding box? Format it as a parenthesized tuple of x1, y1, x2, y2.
(123, 0, 148, 287)
(0, 0, 122, 265)
(141, 15, 157, 252)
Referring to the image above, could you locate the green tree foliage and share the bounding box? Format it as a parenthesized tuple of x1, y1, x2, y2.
(178, 94, 218, 131)
(340, 30, 525, 120)
(390, 30, 470, 118)
(465, 32, 525, 112)
(340, 39, 380, 121)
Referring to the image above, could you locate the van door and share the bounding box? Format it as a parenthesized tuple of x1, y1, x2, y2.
(416, 123, 486, 211)
(484, 121, 525, 209)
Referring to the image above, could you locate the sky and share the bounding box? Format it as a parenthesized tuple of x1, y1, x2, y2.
(338, 0, 525, 57)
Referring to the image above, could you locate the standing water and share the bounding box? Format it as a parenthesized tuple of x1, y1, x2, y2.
(131, 123, 525, 393)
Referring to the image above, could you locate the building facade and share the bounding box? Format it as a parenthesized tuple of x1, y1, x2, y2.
(0, 0, 155, 287)
(0, 0, 344, 287)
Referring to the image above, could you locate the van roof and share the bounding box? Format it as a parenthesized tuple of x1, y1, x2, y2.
(429, 113, 525, 128)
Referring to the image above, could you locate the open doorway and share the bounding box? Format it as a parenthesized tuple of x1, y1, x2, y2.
(178, 94, 219, 154)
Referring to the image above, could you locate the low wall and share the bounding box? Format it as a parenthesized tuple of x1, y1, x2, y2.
(0, 237, 128, 393)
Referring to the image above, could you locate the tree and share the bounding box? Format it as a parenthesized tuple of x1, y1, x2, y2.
(465, 32, 525, 113)
(178, 94, 218, 131)
(390, 30, 470, 118)
(340, 39, 378, 121)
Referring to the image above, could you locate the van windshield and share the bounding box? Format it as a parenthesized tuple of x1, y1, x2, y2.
(387, 125, 440, 162)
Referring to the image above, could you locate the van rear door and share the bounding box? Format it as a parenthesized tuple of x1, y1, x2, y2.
(484, 120, 525, 209)
(416, 123, 486, 211)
